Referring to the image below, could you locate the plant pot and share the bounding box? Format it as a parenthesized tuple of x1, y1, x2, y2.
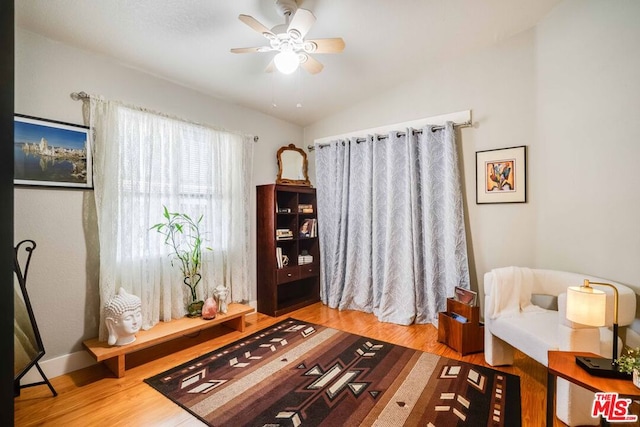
(633, 369, 640, 389)
(187, 300, 204, 317)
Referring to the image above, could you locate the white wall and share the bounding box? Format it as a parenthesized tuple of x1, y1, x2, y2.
(304, 0, 640, 305)
(14, 28, 303, 363)
(16, 0, 640, 376)
(533, 0, 640, 282)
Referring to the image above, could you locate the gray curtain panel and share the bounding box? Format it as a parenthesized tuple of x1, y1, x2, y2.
(315, 122, 470, 325)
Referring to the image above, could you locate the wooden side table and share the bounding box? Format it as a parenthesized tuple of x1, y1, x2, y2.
(547, 351, 640, 426)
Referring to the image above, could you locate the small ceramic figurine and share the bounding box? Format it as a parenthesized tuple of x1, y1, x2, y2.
(213, 285, 229, 314)
(104, 287, 142, 346)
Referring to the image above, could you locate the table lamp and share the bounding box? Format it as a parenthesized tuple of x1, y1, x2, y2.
(566, 279, 630, 379)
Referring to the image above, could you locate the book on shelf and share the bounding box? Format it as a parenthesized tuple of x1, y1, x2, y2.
(298, 254, 314, 265)
(298, 204, 314, 213)
(276, 228, 293, 240)
(299, 218, 317, 238)
(276, 247, 289, 269)
(299, 247, 314, 265)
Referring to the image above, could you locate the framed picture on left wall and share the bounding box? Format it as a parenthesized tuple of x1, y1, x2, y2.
(14, 114, 92, 189)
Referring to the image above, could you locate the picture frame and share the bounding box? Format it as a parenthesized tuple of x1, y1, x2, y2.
(476, 145, 526, 204)
(14, 114, 92, 189)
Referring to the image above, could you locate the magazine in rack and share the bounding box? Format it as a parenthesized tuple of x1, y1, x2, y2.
(453, 286, 477, 306)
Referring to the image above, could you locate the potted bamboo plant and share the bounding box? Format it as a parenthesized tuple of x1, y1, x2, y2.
(151, 206, 210, 317)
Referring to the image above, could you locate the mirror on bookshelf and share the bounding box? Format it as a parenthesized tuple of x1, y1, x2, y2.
(276, 144, 311, 187)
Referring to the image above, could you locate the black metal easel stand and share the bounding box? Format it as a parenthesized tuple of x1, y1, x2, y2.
(13, 239, 57, 398)
(14, 362, 57, 397)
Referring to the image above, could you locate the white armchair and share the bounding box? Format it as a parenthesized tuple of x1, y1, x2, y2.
(483, 267, 636, 426)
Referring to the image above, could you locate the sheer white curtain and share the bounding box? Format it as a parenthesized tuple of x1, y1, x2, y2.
(90, 99, 253, 340)
(315, 123, 469, 325)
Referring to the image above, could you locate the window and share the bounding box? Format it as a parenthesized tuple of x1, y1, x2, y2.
(90, 99, 253, 336)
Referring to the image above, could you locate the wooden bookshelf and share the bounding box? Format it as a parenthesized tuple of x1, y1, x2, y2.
(257, 184, 320, 316)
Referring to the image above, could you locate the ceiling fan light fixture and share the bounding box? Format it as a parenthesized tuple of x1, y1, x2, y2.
(233, 3, 344, 75)
(288, 29, 302, 40)
(274, 50, 300, 74)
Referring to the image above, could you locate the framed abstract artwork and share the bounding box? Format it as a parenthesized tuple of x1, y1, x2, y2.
(14, 114, 92, 189)
(476, 145, 526, 204)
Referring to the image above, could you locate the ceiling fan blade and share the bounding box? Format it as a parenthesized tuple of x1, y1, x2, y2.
(230, 46, 268, 54)
(287, 8, 316, 39)
(265, 59, 275, 73)
(305, 38, 345, 54)
(300, 54, 323, 75)
(239, 14, 275, 38)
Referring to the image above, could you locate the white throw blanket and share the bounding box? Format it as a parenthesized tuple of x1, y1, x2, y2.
(489, 266, 545, 319)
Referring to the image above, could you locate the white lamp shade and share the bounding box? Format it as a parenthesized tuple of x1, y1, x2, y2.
(274, 51, 300, 74)
(566, 285, 606, 326)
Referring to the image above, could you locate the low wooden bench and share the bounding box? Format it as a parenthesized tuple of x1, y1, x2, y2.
(83, 303, 254, 378)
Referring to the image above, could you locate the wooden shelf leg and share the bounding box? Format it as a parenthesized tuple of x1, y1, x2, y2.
(222, 315, 246, 332)
(103, 355, 126, 378)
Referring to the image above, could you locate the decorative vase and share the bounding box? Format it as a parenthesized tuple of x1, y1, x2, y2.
(633, 369, 640, 389)
(187, 300, 204, 317)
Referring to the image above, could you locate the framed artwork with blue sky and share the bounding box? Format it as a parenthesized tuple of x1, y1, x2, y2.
(14, 114, 92, 189)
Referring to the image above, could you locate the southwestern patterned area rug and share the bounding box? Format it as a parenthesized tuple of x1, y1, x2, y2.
(145, 318, 521, 426)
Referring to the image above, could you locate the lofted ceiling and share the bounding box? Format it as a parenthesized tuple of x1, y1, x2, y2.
(15, 0, 562, 127)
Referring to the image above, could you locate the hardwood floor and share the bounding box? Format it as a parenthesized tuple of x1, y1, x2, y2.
(11, 302, 610, 426)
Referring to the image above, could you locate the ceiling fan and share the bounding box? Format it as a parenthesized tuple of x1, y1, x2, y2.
(230, 0, 345, 75)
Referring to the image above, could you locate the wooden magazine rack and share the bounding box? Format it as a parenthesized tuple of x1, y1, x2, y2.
(437, 297, 484, 355)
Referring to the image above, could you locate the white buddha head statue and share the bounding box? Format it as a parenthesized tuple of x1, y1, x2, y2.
(104, 287, 142, 346)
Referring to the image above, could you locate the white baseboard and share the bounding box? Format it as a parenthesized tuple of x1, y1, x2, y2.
(20, 350, 97, 385)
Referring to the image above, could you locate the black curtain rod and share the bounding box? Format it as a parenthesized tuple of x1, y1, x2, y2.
(308, 120, 471, 151)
